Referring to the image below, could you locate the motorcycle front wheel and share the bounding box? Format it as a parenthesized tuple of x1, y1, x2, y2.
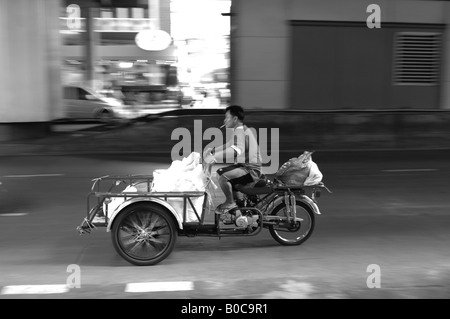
(111, 203, 177, 266)
(268, 200, 315, 246)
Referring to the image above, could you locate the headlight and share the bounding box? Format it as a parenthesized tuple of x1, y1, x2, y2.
(103, 97, 123, 107)
(109, 100, 123, 107)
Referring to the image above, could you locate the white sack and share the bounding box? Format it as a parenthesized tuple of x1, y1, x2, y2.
(303, 160, 323, 186)
(151, 152, 207, 222)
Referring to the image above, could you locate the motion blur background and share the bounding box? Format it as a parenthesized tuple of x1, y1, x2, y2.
(1, 0, 450, 150)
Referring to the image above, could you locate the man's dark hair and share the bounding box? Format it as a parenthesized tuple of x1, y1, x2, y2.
(225, 105, 245, 121)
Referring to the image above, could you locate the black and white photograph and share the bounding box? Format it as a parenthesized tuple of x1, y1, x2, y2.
(0, 0, 449, 304)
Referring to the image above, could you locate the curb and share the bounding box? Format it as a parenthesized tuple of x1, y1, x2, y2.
(2, 144, 450, 157)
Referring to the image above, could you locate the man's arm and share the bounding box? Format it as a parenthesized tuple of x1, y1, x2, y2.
(203, 134, 235, 161)
(212, 129, 247, 164)
(211, 146, 236, 164)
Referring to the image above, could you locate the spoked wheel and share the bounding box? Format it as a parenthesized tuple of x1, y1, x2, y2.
(111, 203, 177, 266)
(268, 201, 315, 246)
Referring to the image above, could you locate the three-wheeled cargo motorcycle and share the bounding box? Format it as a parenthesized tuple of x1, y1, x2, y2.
(76, 162, 331, 266)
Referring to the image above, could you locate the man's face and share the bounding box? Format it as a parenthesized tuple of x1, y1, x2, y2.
(223, 111, 236, 128)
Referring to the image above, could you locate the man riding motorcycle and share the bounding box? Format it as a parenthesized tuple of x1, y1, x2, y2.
(203, 105, 262, 214)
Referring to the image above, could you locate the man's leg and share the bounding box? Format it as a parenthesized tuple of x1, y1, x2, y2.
(218, 175, 234, 206)
(216, 165, 253, 211)
(233, 191, 243, 201)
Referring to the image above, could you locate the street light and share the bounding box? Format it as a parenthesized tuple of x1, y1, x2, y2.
(134, 0, 172, 51)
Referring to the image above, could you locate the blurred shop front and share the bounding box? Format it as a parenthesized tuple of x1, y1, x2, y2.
(60, 0, 231, 109)
(61, 0, 180, 108)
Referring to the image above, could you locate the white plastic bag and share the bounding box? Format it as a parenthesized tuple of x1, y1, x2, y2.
(151, 152, 204, 192)
(104, 153, 208, 222)
(151, 169, 177, 192)
(303, 160, 323, 186)
(151, 152, 207, 222)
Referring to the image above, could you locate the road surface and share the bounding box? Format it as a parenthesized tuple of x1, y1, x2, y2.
(0, 151, 449, 300)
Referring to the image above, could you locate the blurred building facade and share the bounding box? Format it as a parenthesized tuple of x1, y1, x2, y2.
(0, 0, 230, 141)
(2, 0, 450, 142)
(60, 0, 230, 106)
(230, 0, 450, 110)
(0, 0, 62, 140)
(60, 0, 176, 90)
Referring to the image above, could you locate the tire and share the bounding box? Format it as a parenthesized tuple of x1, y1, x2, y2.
(111, 203, 177, 266)
(268, 200, 315, 246)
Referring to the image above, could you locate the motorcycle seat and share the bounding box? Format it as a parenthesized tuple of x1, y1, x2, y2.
(273, 185, 305, 192)
(235, 175, 310, 195)
(234, 175, 273, 195)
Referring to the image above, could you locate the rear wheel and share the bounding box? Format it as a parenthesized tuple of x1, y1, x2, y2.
(268, 200, 315, 246)
(111, 203, 177, 266)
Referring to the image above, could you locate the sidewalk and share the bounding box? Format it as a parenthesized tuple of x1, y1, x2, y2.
(0, 134, 78, 157)
(2, 131, 450, 165)
(2, 109, 450, 158)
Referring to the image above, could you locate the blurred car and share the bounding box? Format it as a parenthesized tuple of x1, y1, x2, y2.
(119, 84, 183, 109)
(63, 85, 134, 121)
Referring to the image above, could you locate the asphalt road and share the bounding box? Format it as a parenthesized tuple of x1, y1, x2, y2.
(0, 151, 449, 300)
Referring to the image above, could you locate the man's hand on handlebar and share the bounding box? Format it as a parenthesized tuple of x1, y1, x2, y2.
(203, 147, 217, 164)
(202, 151, 216, 176)
(203, 147, 212, 159)
(203, 153, 216, 165)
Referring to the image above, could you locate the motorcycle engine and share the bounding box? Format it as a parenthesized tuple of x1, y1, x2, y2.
(235, 215, 249, 227)
(235, 215, 259, 228)
(220, 212, 234, 224)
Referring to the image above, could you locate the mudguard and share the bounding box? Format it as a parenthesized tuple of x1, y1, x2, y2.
(106, 197, 184, 232)
(267, 194, 321, 215)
